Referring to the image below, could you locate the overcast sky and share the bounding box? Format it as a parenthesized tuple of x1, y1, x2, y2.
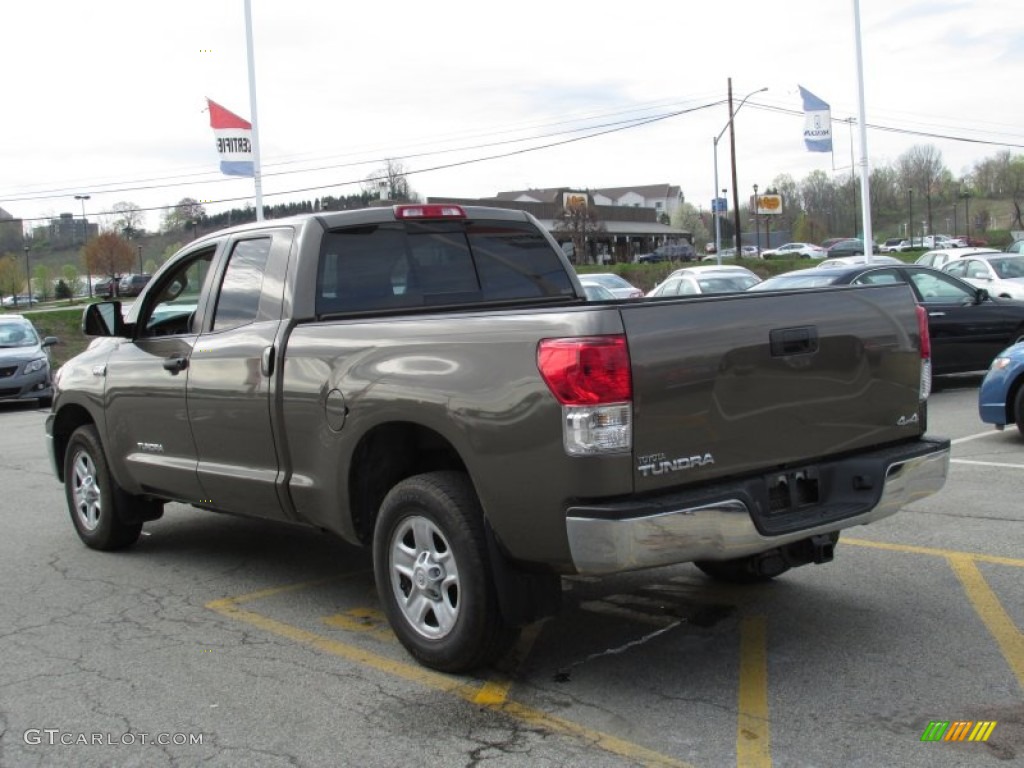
(2, 1, 1022, 233)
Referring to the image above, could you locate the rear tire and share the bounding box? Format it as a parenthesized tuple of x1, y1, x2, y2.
(373, 471, 518, 672)
(64, 425, 143, 550)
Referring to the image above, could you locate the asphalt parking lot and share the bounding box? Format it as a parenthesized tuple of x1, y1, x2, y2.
(1, 378, 1021, 767)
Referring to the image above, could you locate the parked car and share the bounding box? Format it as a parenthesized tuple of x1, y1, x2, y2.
(93, 277, 121, 298)
(761, 242, 826, 259)
(577, 273, 644, 299)
(646, 265, 761, 297)
(815, 255, 904, 267)
(749, 263, 1024, 375)
(916, 247, 998, 270)
(637, 243, 696, 263)
(581, 282, 616, 301)
(824, 239, 881, 258)
(0, 314, 58, 407)
(1, 294, 39, 308)
(880, 238, 906, 253)
(978, 342, 1024, 435)
(703, 247, 735, 261)
(118, 274, 152, 297)
(942, 253, 1024, 300)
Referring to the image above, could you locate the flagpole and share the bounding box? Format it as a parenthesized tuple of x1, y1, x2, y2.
(852, 0, 872, 259)
(244, 0, 264, 221)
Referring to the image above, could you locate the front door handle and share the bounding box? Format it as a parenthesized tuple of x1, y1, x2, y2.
(162, 355, 188, 374)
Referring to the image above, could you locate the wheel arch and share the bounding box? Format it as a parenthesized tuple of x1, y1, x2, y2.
(347, 421, 468, 546)
(1007, 372, 1024, 426)
(50, 403, 97, 484)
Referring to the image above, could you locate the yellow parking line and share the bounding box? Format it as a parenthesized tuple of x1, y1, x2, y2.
(946, 555, 1024, 692)
(737, 616, 771, 768)
(207, 596, 693, 767)
(843, 538, 1024, 568)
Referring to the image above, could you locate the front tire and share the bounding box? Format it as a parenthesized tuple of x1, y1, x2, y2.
(373, 471, 518, 672)
(1014, 384, 1024, 437)
(64, 425, 143, 550)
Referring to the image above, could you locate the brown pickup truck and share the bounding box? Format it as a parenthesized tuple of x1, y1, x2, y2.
(46, 204, 950, 671)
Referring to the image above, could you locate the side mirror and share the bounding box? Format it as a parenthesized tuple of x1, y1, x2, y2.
(83, 302, 126, 337)
(42, 336, 59, 348)
(976, 288, 990, 304)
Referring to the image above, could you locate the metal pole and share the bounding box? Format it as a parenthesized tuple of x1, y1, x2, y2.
(753, 184, 760, 257)
(728, 79, 741, 253)
(852, 0, 874, 260)
(244, 0, 265, 221)
(138, 245, 143, 273)
(724, 80, 767, 256)
(713, 137, 721, 260)
(24, 246, 30, 303)
(908, 189, 913, 247)
(74, 194, 93, 297)
(965, 194, 971, 239)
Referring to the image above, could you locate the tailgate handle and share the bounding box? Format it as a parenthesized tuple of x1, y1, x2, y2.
(770, 326, 818, 357)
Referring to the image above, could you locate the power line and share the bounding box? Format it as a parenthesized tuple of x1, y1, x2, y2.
(13, 101, 727, 221)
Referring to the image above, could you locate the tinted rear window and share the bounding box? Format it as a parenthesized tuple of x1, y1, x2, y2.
(316, 219, 573, 313)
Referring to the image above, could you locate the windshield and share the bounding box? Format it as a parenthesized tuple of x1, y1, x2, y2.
(0, 321, 39, 347)
(697, 276, 761, 292)
(988, 257, 1024, 279)
(749, 273, 840, 291)
(585, 274, 632, 289)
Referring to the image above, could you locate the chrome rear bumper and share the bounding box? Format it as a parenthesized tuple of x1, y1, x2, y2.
(566, 440, 950, 575)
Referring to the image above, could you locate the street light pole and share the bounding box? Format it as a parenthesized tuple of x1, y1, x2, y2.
(24, 246, 30, 305)
(724, 79, 767, 258)
(713, 81, 766, 264)
(74, 194, 93, 297)
(753, 184, 760, 257)
(138, 245, 143, 274)
(907, 189, 913, 247)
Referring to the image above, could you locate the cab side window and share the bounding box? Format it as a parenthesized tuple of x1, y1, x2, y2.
(142, 249, 216, 336)
(212, 238, 272, 332)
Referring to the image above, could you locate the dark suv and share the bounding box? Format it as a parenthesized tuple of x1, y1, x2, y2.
(638, 243, 696, 263)
(118, 274, 152, 297)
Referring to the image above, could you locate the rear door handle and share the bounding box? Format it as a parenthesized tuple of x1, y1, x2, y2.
(929, 311, 946, 317)
(162, 355, 188, 374)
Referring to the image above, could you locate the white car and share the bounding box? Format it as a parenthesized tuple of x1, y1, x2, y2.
(761, 242, 826, 259)
(916, 247, 999, 270)
(577, 273, 644, 299)
(942, 253, 1024, 300)
(647, 265, 761, 297)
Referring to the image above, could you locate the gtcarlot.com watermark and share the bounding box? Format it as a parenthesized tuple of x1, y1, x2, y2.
(24, 729, 203, 747)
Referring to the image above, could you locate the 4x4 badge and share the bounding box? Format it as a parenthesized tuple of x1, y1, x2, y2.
(897, 413, 919, 426)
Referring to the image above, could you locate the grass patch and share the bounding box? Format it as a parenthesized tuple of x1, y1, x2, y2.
(17, 305, 90, 367)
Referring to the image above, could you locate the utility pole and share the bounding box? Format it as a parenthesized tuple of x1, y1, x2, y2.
(728, 78, 741, 252)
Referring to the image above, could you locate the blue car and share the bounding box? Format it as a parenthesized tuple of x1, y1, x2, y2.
(978, 341, 1024, 435)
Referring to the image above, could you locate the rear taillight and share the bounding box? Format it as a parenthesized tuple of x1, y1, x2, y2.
(916, 305, 932, 400)
(538, 336, 632, 455)
(393, 204, 466, 220)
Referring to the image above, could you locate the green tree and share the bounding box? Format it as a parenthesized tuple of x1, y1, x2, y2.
(111, 201, 145, 238)
(161, 198, 207, 233)
(0, 255, 24, 300)
(362, 159, 418, 202)
(83, 232, 136, 289)
(33, 264, 53, 299)
(144, 259, 159, 274)
(670, 201, 709, 249)
(61, 264, 83, 297)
